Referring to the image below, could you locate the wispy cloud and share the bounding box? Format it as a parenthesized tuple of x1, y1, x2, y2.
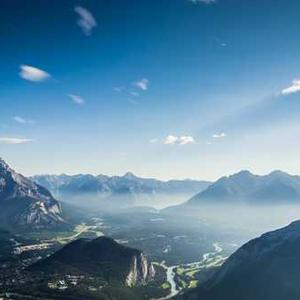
(134, 78, 149, 91)
(68, 94, 85, 105)
(13, 116, 34, 125)
(0, 137, 33, 144)
(149, 138, 158, 144)
(130, 91, 140, 97)
(19, 65, 50, 82)
(114, 86, 124, 93)
(114, 79, 149, 101)
(281, 79, 300, 95)
(74, 6, 97, 36)
(212, 132, 226, 139)
(164, 135, 195, 145)
(189, 0, 216, 4)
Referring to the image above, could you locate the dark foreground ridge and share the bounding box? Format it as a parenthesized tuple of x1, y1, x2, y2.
(29, 236, 155, 287)
(181, 220, 300, 300)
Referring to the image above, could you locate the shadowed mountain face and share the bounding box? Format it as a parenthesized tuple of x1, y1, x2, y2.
(183, 220, 300, 300)
(0, 158, 65, 228)
(187, 170, 300, 205)
(29, 236, 155, 287)
(32, 173, 211, 209)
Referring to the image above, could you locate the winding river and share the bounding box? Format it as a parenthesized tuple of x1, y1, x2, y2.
(159, 243, 226, 299)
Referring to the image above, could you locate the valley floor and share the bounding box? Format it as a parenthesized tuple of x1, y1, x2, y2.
(2, 203, 297, 299)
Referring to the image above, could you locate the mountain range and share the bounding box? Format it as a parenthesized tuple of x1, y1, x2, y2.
(0, 158, 65, 228)
(186, 170, 300, 205)
(29, 236, 155, 287)
(184, 220, 300, 300)
(32, 173, 211, 209)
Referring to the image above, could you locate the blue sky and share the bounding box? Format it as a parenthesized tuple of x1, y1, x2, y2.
(1, 0, 300, 180)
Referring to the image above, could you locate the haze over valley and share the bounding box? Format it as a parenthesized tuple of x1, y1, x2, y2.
(2, 0, 300, 299)
(1, 158, 300, 299)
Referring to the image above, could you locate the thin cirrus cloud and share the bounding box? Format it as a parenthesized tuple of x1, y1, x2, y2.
(19, 65, 51, 82)
(74, 6, 97, 36)
(281, 79, 300, 95)
(212, 132, 226, 139)
(134, 78, 149, 91)
(68, 94, 85, 105)
(149, 138, 158, 144)
(114, 79, 149, 101)
(13, 116, 34, 125)
(0, 137, 33, 144)
(189, 0, 216, 4)
(130, 91, 140, 97)
(164, 135, 195, 145)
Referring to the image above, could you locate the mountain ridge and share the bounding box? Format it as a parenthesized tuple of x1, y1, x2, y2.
(183, 220, 300, 300)
(0, 158, 65, 228)
(186, 169, 300, 205)
(32, 173, 211, 209)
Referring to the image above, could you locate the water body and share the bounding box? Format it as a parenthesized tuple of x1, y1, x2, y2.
(156, 263, 181, 300)
(165, 265, 181, 299)
(160, 243, 226, 299)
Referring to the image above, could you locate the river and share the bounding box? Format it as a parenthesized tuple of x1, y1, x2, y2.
(159, 242, 226, 299)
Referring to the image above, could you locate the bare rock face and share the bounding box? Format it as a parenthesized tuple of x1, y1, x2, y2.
(126, 253, 156, 287)
(0, 158, 65, 228)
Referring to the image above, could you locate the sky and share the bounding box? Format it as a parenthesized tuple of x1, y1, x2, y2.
(1, 0, 300, 181)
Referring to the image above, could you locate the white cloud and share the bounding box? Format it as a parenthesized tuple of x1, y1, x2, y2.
(19, 65, 50, 82)
(212, 132, 226, 139)
(0, 137, 33, 144)
(13, 116, 26, 124)
(68, 94, 85, 105)
(179, 136, 195, 145)
(164, 135, 195, 145)
(189, 0, 216, 4)
(74, 6, 97, 36)
(134, 78, 149, 91)
(13, 116, 34, 125)
(164, 135, 179, 145)
(281, 80, 300, 95)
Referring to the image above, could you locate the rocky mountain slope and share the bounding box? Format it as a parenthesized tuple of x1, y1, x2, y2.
(0, 158, 65, 228)
(183, 220, 300, 300)
(29, 236, 155, 287)
(187, 170, 300, 205)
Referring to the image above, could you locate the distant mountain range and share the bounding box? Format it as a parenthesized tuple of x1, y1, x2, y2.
(184, 220, 300, 300)
(186, 170, 300, 205)
(32, 173, 211, 209)
(29, 236, 155, 287)
(0, 158, 65, 228)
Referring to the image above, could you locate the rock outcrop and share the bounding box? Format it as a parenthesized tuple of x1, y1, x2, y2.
(126, 252, 155, 287)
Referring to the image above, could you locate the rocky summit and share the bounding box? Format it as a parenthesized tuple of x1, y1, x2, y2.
(0, 158, 65, 228)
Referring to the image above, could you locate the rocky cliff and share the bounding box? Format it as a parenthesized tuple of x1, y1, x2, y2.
(126, 252, 155, 287)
